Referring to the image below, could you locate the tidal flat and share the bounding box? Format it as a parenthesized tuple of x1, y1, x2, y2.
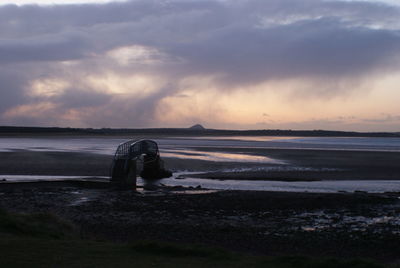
(0, 135, 400, 265)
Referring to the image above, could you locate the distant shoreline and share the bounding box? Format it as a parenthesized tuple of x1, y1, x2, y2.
(1, 126, 399, 137)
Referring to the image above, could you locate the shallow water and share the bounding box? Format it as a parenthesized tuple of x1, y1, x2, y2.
(161, 149, 285, 164)
(2, 174, 400, 193)
(178, 136, 400, 152)
(0, 137, 285, 163)
(1, 136, 400, 167)
(164, 176, 400, 193)
(1, 136, 400, 154)
(0, 175, 108, 183)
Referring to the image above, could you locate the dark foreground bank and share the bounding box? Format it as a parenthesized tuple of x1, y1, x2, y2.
(0, 209, 386, 268)
(1, 181, 399, 263)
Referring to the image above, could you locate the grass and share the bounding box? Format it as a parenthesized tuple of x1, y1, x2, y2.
(0, 208, 393, 268)
(0, 208, 74, 239)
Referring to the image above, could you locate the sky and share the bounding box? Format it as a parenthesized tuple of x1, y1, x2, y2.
(0, 0, 400, 131)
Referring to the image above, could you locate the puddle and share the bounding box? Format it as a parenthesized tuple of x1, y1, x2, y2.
(68, 189, 102, 206)
(217, 166, 339, 172)
(69, 196, 91, 206)
(0, 175, 108, 183)
(135, 188, 219, 196)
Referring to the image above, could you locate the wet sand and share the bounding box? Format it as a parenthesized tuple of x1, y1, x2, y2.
(0, 151, 112, 176)
(183, 147, 400, 180)
(1, 148, 399, 181)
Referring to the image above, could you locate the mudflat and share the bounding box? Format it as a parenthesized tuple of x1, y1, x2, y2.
(0, 151, 112, 176)
(1, 147, 400, 180)
(1, 146, 400, 262)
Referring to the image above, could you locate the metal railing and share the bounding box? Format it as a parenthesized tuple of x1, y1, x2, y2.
(113, 139, 135, 160)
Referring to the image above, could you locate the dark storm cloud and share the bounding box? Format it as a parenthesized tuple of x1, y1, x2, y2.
(1, 0, 400, 75)
(1, 0, 400, 127)
(169, 18, 400, 85)
(75, 83, 178, 128)
(0, 34, 88, 63)
(1, 0, 398, 65)
(0, 69, 28, 113)
(54, 88, 110, 109)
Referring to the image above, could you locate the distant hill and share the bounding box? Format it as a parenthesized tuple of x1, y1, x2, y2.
(189, 124, 206, 130)
(0, 126, 399, 137)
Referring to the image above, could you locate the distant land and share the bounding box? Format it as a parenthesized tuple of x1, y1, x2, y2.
(189, 124, 206, 130)
(0, 125, 399, 137)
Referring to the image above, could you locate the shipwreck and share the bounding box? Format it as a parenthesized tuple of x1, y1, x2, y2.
(110, 139, 172, 189)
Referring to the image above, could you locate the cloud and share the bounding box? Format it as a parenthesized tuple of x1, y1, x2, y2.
(363, 114, 400, 123)
(0, 33, 88, 63)
(0, 67, 30, 113)
(0, 0, 400, 128)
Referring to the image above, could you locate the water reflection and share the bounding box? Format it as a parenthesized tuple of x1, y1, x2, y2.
(2, 174, 400, 193)
(1, 136, 400, 155)
(162, 174, 400, 193)
(161, 149, 285, 164)
(0, 175, 108, 183)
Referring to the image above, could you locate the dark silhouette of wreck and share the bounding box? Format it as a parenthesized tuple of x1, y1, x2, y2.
(110, 139, 172, 189)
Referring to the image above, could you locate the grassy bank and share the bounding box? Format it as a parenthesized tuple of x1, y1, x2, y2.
(0, 209, 390, 268)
